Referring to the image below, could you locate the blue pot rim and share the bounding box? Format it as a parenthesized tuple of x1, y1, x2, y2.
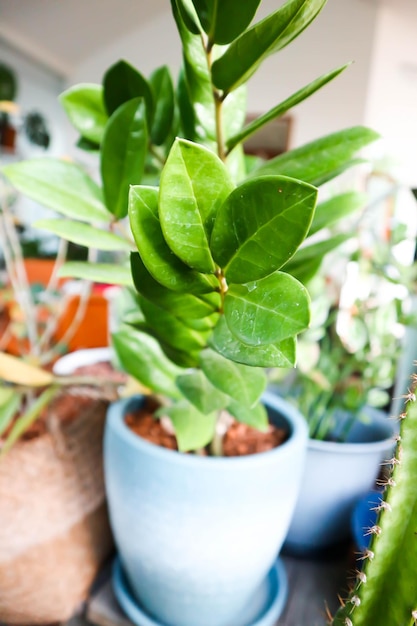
(106, 390, 307, 469)
(307, 409, 396, 455)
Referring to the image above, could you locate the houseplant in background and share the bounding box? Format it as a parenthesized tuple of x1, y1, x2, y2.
(0, 175, 128, 624)
(1, 0, 381, 624)
(269, 189, 413, 554)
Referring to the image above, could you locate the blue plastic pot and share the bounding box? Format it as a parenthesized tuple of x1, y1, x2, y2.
(104, 391, 307, 626)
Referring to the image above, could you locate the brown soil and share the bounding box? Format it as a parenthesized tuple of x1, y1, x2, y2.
(125, 396, 288, 457)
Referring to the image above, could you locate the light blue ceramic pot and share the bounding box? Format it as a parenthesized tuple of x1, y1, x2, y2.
(104, 391, 307, 626)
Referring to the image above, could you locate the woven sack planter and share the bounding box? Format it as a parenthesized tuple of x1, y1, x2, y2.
(0, 397, 114, 625)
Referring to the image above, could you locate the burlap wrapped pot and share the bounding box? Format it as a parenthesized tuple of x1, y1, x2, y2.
(0, 397, 114, 625)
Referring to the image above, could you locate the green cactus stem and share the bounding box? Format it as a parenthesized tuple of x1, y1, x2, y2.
(331, 381, 417, 626)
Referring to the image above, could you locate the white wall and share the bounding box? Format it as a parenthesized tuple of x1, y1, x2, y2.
(364, 2, 417, 186)
(70, 0, 379, 150)
(0, 39, 67, 159)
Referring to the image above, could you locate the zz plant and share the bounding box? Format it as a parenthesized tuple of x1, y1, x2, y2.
(2, 0, 379, 452)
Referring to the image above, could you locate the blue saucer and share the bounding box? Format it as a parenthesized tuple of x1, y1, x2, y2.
(112, 556, 288, 626)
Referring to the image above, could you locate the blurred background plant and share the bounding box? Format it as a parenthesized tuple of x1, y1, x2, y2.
(269, 165, 417, 441)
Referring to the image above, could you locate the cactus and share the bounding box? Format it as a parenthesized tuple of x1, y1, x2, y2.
(331, 378, 417, 626)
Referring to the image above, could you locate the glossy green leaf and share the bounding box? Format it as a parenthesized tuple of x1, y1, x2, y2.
(103, 59, 153, 124)
(176, 65, 196, 141)
(112, 325, 183, 398)
(250, 126, 380, 186)
(211, 175, 317, 283)
(101, 97, 148, 219)
(212, 0, 328, 92)
(176, 369, 229, 414)
(200, 348, 267, 407)
(34, 219, 133, 251)
(308, 191, 366, 236)
(0, 389, 21, 438)
(227, 398, 269, 431)
(183, 312, 219, 331)
(226, 64, 349, 153)
(172, 2, 216, 146)
(129, 185, 217, 293)
(58, 262, 133, 286)
(209, 317, 296, 367)
(156, 400, 217, 452)
(130, 252, 220, 319)
(191, 0, 261, 44)
(173, 0, 201, 34)
(139, 295, 210, 354)
(59, 83, 107, 145)
(225, 271, 310, 345)
(159, 139, 234, 273)
(2, 159, 110, 223)
(282, 233, 350, 284)
(149, 66, 175, 146)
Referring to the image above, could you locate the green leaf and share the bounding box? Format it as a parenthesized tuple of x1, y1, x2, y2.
(59, 83, 108, 145)
(156, 400, 217, 452)
(211, 175, 317, 283)
(159, 139, 234, 273)
(176, 65, 196, 141)
(130, 252, 220, 320)
(139, 295, 210, 354)
(227, 398, 269, 431)
(209, 317, 296, 367)
(226, 64, 349, 153)
(2, 159, 111, 223)
(76, 136, 100, 152)
(129, 185, 217, 293)
(225, 271, 310, 345)
(283, 233, 350, 284)
(0, 389, 21, 438)
(149, 66, 175, 146)
(34, 219, 133, 252)
(191, 0, 261, 44)
(308, 191, 366, 237)
(171, 3, 216, 146)
(250, 126, 380, 186)
(101, 97, 148, 219)
(103, 59, 154, 124)
(1, 386, 60, 456)
(112, 325, 183, 398)
(173, 0, 201, 34)
(58, 262, 133, 286)
(176, 369, 229, 413)
(200, 348, 267, 407)
(212, 0, 327, 92)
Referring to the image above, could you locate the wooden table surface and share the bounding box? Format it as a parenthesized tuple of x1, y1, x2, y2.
(65, 543, 356, 626)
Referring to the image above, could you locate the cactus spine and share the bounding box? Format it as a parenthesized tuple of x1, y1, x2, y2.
(332, 383, 417, 626)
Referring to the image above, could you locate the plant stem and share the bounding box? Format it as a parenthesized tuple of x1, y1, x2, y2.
(0, 201, 39, 356)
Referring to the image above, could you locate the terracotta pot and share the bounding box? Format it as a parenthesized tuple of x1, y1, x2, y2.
(1, 259, 109, 356)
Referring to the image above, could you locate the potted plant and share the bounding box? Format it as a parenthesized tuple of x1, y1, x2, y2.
(269, 195, 412, 554)
(1, 0, 380, 624)
(0, 178, 126, 624)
